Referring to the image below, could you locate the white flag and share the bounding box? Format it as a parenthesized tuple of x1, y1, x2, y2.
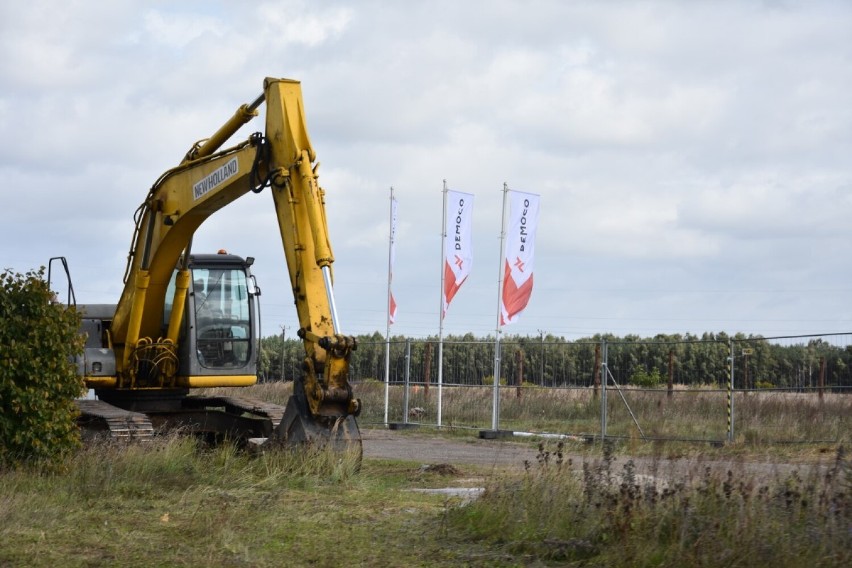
(388, 196, 399, 324)
(443, 190, 474, 319)
(500, 190, 540, 326)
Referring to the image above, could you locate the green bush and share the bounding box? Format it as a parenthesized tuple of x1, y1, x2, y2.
(630, 367, 662, 387)
(0, 268, 84, 469)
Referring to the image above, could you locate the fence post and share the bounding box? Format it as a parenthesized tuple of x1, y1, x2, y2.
(492, 335, 502, 431)
(818, 356, 825, 402)
(593, 343, 601, 399)
(667, 349, 674, 399)
(403, 339, 411, 424)
(516, 348, 523, 398)
(727, 339, 735, 443)
(423, 342, 431, 397)
(600, 338, 608, 443)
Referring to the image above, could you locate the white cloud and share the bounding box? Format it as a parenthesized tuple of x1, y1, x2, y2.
(1, 0, 850, 339)
(256, 2, 352, 47)
(143, 10, 224, 49)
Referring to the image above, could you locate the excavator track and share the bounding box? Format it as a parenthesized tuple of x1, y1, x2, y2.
(76, 399, 155, 441)
(181, 395, 287, 428)
(183, 394, 362, 455)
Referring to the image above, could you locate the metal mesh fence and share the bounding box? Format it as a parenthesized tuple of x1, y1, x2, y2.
(351, 333, 851, 444)
(731, 333, 852, 391)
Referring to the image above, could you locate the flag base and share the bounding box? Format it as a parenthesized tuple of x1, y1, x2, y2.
(478, 429, 514, 440)
(388, 422, 420, 430)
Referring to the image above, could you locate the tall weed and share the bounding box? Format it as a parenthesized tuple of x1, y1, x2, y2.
(452, 442, 852, 566)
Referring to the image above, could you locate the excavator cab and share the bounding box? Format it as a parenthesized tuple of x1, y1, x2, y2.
(165, 253, 259, 379)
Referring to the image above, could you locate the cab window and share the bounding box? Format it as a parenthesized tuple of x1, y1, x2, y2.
(192, 267, 251, 368)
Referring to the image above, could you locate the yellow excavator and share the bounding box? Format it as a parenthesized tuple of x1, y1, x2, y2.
(59, 77, 360, 450)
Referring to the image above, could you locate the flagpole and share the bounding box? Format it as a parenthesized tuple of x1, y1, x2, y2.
(492, 182, 509, 431)
(383, 186, 394, 426)
(437, 180, 448, 428)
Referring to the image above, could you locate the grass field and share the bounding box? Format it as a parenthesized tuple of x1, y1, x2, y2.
(2, 434, 848, 567)
(0, 435, 493, 567)
(1, 383, 849, 566)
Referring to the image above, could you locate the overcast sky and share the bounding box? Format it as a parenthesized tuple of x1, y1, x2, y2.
(2, 1, 850, 341)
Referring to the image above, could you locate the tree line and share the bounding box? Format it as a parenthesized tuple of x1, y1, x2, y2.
(258, 331, 852, 390)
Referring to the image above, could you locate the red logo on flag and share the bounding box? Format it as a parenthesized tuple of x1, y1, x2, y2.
(389, 292, 398, 324)
(500, 260, 535, 325)
(443, 260, 469, 318)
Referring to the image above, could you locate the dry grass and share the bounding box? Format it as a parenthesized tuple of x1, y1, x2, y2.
(349, 381, 850, 445)
(218, 380, 849, 448)
(200, 381, 294, 406)
(452, 441, 852, 566)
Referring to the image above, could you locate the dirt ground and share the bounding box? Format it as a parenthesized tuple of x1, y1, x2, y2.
(362, 427, 539, 468)
(361, 427, 829, 481)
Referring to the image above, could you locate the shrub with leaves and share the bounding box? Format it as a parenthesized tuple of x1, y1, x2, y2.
(0, 268, 84, 469)
(630, 367, 662, 387)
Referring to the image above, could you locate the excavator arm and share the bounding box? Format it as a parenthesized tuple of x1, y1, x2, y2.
(263, 78, 361, 428)
(104, 77, 359, 441)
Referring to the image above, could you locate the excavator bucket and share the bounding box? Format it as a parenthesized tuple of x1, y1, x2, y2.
(265, 396, 362, 459)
